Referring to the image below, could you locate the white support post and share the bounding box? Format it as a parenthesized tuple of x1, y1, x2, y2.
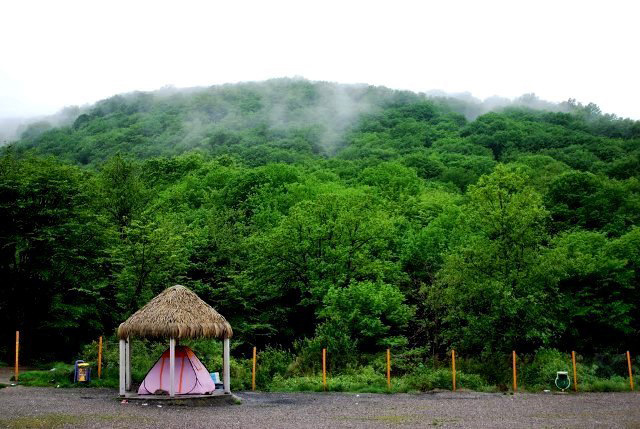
(119, 339, 126, 396)
(169, 337, 176, 397)
(223, 338, 231, 394)
(125, 337, 131, 391)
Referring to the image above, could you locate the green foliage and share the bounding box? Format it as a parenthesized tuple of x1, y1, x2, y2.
(538, 231, 636, 351)
(17, 363, 75, 387)
(437, 166, 557, 353)
(319, 281, 413, 351)
(252, 347, 294, 388)
(2, 79, 640, 385)
(521, 348, 571, 389)
(404, 368, 486, 391)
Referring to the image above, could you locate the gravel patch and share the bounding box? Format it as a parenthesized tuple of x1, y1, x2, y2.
(1, 387, 639, 428)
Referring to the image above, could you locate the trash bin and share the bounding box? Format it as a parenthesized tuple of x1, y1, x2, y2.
(555, 371, 570, 391)
(74, 360, 91, 383)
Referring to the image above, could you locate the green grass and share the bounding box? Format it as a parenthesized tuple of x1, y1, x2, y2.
(581, 376, 631, 392)
(16, 362, 118, 388)
(267, 366, 491, 393)
(14, 354, 635, 394)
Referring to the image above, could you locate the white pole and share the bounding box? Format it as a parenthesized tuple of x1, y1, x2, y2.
(169, 337, 175, 397)
(223, 338, 231, 394)
(119, 339, 126, 396)
(125, 337, 131, 391)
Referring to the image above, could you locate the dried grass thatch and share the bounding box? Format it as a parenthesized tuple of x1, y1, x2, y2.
(118, 285, 233, 340)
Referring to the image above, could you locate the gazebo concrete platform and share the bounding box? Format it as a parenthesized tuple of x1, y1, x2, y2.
(121, 391, 242, 406)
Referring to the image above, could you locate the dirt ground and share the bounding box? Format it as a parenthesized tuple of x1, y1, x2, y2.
(1, 387, 639, 428)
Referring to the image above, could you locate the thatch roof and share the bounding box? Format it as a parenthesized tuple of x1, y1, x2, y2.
(118, 285, 233, 340)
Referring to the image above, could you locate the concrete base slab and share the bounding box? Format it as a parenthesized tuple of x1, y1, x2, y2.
(120, 392, 241, 406)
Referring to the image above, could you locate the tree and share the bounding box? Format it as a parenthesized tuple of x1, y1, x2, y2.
(98, 155, 146, 232)
(246, 187, 399, 341)
(436, 165, 556, 354)
(318, 280, 413, 350)
(538, 231, 635, 352)
(0, 155, 111, 361)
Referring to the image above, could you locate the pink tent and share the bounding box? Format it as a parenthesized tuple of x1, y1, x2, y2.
(138, 346, 216, 395)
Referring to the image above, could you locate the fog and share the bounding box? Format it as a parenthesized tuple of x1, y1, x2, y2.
(1, 76, 595, 151)
(1, 77, 612, 154)
(1, 0, 638, 134)
(0, 106, 87, 144)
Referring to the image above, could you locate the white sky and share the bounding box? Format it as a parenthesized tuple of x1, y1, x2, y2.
(1, 0, 638, 119)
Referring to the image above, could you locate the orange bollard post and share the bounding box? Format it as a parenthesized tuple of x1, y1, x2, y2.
(627, 351, 635, 391)
(451, 349, 456, 392)
(386, 348, 391, 389)
(512, 350, 517, 392)
(15, 331, 19, 382)
(571, 351, 578, 392)
(252, 346, 257, 391)
(98, 336, 103, 379)
(322, 348, 327, 391)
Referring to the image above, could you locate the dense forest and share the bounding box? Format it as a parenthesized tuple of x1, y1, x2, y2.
(2, 79, 640, 381)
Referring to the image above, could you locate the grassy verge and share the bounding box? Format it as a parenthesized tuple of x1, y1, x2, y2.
(14, 345, 635, 393)
(15, 362, 117, 388)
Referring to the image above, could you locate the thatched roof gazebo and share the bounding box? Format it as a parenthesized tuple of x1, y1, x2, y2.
(117, 285, 233, 398)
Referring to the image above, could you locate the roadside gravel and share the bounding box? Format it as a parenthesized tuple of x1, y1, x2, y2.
(1, 387, 639, 428)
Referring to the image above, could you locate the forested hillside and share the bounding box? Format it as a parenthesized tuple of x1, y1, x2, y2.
(2, 79, 640, 374)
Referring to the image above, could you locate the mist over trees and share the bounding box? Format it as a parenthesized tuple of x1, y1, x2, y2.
(1, 78, 639, 368)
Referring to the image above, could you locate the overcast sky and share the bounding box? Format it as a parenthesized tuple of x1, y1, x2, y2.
(1, 0, 638, 119)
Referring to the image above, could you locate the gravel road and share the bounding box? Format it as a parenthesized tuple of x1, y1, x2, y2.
(1, 387, 639, 428)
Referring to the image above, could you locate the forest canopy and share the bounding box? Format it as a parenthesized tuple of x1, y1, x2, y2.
(2, 78, 639, 367)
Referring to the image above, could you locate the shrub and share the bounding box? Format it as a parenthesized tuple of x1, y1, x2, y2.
(404, 367, 487, 391)
(16, 362, 74, 387)
(521, 348, 571, 390)
(253, 347, 294, 388)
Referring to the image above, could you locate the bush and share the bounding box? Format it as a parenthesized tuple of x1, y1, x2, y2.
(253, 347, 294, 388)
(80, 337, 167, 386)
(582, 376, 629, 392)
(521, 348, 571, 390)
(267, 365, 490, 394)
(404, 367, 488, 391)
(17, 362, 74, 387)
(21, 340, 634, 393)
(296, 327, 358, 373)
(269, 366, 396, 393)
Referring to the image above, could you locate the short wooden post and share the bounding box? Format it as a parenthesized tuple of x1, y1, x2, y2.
(571, 351, 577, 392)
(386, 348, 391, 389)
(322, 348, 327, 391)
(169, 337, 175, 397)
(627, 351, 635, 391)
(451, 349, 456, 392)
(512, 350, 517, 392)
(223, 338, 231, 394)
(14, 331, 19, 382)
(118, 339, 126, 396)
(252, 346, 257, 391)
(98, 336, 103, 379)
